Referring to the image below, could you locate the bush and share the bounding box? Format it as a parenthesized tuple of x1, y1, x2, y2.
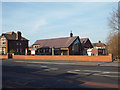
(9, 49, 16, 54)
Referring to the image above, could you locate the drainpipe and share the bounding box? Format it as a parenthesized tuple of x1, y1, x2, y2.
(52, 47, 54, 56)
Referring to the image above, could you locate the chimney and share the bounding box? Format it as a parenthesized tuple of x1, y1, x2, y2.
(98, 41, 101, 43)
(12, 31, 14, 35)
(70, 30, 73, 37)
(12, 31, 16, 38)
(17, 31, 21, 40)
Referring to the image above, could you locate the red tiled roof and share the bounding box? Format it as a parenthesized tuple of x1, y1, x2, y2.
(34, 36, 79, 48)
(92, 42, 106, 47)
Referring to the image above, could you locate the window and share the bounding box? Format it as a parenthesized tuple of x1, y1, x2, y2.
(73, 38, 79, 45)
(20, 48, 22, 52)
(49, 49, 51, 52)
(20, 43, 21, 45)
(72, 45, 75, 51)
(2, 42, 6, 44)
(17, 48, 19, 52)
(45, 49, 49, 53)
(17, 43, 19, 45)
(103, 50, 105, 54)
(43, 49, 45, 53)
(40, 49, 43, 53)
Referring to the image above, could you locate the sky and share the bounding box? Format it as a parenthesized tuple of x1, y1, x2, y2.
(1, 1, 118, 46)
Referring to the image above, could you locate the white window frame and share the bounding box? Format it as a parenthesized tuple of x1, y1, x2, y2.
(17, 43, 19, 45)
(17, 48, 19, 52)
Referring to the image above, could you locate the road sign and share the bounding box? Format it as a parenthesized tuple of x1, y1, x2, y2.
(25, 48, 27, 55)
(31, 49, 35, 55)
(87, 49, 92, 56)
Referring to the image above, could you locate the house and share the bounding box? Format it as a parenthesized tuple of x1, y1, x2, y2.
(80, 38, 93, 55)
(0, 31, 29, 55)
(32, 32, 82, 55)
(92, 41, 107, 56)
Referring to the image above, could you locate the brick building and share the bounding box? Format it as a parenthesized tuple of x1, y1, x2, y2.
(32, 33, 82, 55)
(92, 41, 107, 56)
(0, 31, 29, 55)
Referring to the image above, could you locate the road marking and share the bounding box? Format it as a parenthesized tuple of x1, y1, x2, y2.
(102, 71, 119, 74)
(67, 71, 79, 74)
(80, 70, 101, 73)
(67, 70, 119, 78)
(70, 69, 119, 74)
(93, 74, 120, 78)
(74, 70, 80, 72)
(43, 68, 59, 71)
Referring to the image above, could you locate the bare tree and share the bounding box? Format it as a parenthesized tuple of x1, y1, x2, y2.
(106, 3, 120, 61)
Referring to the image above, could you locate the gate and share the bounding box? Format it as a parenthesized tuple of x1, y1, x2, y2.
(8, 53, 13, 59)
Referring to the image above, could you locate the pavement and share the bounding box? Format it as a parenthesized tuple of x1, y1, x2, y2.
(5, 59, 120, 67)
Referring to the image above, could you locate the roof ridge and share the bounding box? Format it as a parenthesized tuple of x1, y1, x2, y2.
(37, 36, 78, 41)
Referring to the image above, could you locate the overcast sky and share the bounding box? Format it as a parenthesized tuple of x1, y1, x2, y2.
(2, 2, 118, 46)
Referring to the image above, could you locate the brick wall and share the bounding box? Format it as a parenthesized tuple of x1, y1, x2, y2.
(0, 55, 8, 59)
(92, 49, 98, 56)
(13, 54, 112, 62)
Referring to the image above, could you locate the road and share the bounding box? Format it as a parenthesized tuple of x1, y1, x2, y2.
(2, 59, 120, 89)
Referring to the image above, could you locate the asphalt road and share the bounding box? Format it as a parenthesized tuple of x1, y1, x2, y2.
(2, 59, 120, 89)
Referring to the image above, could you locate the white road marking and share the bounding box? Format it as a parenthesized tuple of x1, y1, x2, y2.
(67, 71, 80, 74)
(74, 70, 80, 72)
(67, 71, 92, 75)
(81, 70, 101, 73)
(94, 74, 120, 78)
(67, 70, 119, 78)
(101, 71, 119, 74)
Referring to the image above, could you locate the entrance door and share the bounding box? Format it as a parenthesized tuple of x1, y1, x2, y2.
(2, 48, 6, 54)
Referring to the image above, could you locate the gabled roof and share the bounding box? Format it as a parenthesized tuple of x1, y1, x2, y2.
(34, 36, 79, 48)
(80, 38, 89, 44)
(80, 38, 93, 48)
(92, 41, 106, 47)
(1, 32, 28, 40)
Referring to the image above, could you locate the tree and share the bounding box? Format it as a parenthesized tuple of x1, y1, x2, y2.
(106, 4, 120, 61)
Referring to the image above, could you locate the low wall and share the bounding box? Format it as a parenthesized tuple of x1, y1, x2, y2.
(0, 55, 8, 59)
(13, 54, 112, 62)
